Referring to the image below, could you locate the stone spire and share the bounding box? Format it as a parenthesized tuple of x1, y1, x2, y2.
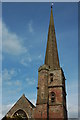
(45, 6, 60, 70)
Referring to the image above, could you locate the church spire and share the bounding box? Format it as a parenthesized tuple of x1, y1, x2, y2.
(45, 5, 60, 70)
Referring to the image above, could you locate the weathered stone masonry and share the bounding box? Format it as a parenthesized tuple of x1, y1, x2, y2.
(4, 5, 68, 120)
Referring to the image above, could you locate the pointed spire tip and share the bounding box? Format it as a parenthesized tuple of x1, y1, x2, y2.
(51, 2, 53, 8)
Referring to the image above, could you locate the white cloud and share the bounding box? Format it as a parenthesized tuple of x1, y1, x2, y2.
(20, 53, 43, 67)
(20, 60, 28, 67)
(38, 54, 43, 61)
(28, 21, 34, 33)
(2, 23, 27, 56)
(68, 105, 78, 118)
(2, 22, 35, 67)
(20, 55, 32, 67)
(0, 113, 2, 120)
(2, 68, 14, 86)
(67, 95, 78, 118)
(25, 78, 35, 85)
(2, 68, 22, 88)
(0, 106, 2, 120)
(2, 22, 43, 67)
(2, 68, 16, 81)
(2, 68, 23, 91)
(3, 69, 11, 81)
(67, 80, 78, 118)
(2, 103, 14, 118)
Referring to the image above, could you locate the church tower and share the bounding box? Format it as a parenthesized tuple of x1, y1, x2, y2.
(35, 5, 68, 119)
(4, 4, 68, 120)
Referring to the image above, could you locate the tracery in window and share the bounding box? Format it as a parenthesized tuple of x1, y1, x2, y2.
(13, 109, 28, 119)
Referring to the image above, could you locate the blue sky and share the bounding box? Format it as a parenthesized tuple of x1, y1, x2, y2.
(2, 2, 78, 118)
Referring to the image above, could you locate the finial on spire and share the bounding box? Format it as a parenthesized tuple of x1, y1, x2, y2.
(51, 2, 53, 8)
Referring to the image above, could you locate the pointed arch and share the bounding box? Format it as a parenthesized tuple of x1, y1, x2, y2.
(13, 109, 29, 119)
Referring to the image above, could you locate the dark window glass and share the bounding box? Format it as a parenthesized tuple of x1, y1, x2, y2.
(50, 73, 53, 76)
(51, 92, 55, 103)
(50, 77, 53, 82)
(50, 73, 53, 83)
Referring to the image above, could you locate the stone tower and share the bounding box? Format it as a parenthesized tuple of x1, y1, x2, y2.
(4, 5, 68, 120)
(34, 5, 68, 119)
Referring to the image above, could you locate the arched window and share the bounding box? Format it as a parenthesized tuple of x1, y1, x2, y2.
(51, 92, 55, 103)
(13, 109, 28, 119)
(50, 77, 53, 82)
(50, 73, 53, 83)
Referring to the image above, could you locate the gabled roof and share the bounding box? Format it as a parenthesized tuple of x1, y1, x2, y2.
(25, 95, 35, 108)
(6, 94, 35, 118)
